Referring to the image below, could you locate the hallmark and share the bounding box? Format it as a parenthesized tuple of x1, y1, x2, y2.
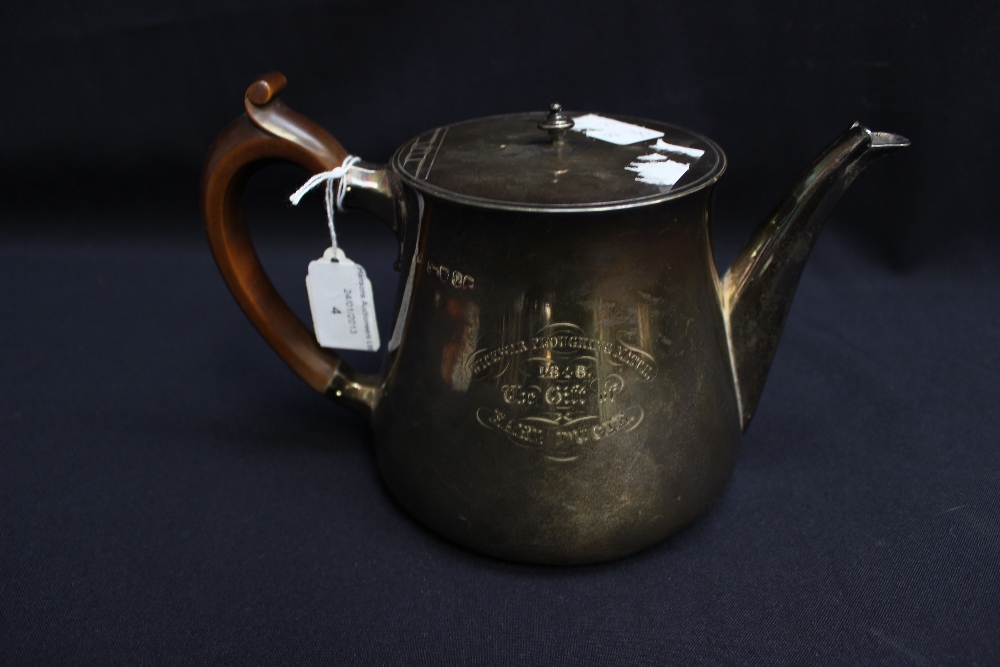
(427, 261, 475, 290)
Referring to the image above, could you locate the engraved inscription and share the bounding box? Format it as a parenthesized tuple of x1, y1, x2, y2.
(468, 323, 655, 462)
(468, 330, 655, 380)
(427, 261, 475, 290)
(477, 406, 645, 450)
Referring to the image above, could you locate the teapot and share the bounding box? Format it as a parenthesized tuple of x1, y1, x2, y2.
(201, 72, 908, 564)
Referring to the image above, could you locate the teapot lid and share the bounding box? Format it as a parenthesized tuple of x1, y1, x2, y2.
(391, 106, 725, 211)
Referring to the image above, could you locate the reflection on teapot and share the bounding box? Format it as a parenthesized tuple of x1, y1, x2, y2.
(202, 73, 908, 564)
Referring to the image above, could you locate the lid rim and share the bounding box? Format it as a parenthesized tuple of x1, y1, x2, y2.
(392, 161, 727, 212)
(390, 111, 727, 212)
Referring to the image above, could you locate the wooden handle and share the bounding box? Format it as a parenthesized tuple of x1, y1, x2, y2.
(200, 72, 375, 417)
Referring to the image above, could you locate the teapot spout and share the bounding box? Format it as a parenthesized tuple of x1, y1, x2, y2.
(721, 123, 909, 430)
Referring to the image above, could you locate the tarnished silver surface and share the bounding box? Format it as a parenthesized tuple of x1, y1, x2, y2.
(358, 118, 907, 563)
(372, 194, 741, 563)
(211, 82, 909, 564)
(390, 112, 724, 210)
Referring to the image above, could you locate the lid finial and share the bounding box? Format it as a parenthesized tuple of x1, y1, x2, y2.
(538, 103, 574, 144)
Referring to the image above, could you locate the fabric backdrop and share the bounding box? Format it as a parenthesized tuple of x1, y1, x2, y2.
(2, 1, 998, 664)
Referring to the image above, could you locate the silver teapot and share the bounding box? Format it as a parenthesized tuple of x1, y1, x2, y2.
(202, 73, 908, 564)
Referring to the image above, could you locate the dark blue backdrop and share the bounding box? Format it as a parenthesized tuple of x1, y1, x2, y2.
(1, 1, 998, 664)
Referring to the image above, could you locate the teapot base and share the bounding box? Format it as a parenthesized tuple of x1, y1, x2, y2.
(374, 414, 741, 566)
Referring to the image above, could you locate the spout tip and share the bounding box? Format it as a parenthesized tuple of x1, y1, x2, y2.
(869, 130, 911, 150)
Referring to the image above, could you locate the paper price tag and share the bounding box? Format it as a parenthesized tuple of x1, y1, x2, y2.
(305, 248, 380, 352)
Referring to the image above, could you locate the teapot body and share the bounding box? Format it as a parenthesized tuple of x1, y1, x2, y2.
(374, 190, 742, 563)
(203, 73, 907, 565)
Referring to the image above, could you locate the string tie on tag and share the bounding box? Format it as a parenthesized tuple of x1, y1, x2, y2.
(289, 155, 362, 257)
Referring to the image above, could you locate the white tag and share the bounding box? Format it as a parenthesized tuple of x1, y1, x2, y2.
(571, 113, 665, 145)
(305, 247, 380, 352)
